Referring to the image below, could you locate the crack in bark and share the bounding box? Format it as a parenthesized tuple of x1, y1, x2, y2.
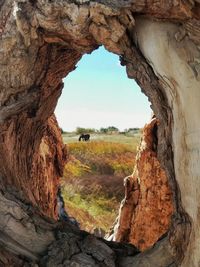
(0, 230, 39, 261)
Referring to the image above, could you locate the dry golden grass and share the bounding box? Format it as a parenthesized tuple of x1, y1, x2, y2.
(62, 135, 140, 233)
(65, 141, 136, 177)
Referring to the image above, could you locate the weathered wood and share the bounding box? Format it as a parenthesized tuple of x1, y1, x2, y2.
(0, 0, 200, 266)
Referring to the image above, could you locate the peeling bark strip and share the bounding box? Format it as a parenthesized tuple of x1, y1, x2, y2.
(0, 0, 200, 266)
(112, 118, 174, 251)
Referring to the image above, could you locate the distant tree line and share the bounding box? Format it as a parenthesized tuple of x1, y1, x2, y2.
(75, 127, 140, 135)
(61, 126, 141, 135)
(99, 126, 119, 133)
(76, 127, 97, 135)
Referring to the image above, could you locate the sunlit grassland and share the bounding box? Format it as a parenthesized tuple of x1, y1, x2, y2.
(62, 132, 141, 151)
(62, 187, 119, 232)
(65, 141, 137, 177)
(61, 133, 141, 233)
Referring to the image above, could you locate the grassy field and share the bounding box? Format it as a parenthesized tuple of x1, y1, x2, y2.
(61, 133, 141, 233)
(62, 132, 141, 150)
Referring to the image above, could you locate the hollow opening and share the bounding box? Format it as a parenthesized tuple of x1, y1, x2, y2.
(54, 46, 173, 251)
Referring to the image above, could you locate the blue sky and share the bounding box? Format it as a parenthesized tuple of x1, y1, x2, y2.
(55, 47, 152, 131)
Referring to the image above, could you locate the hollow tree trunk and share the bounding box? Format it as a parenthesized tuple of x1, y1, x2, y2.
(0, 0, 200, 266)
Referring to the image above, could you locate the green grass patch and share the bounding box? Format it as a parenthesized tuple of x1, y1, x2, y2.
(62, 186, 119, 232)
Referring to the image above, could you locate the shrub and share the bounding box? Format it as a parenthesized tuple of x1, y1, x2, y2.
(76, 127, 96, 134)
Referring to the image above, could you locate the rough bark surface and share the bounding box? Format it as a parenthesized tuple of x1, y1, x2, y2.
(34, 115, 67, 218)
(112, 118, 174, 251)
(0, 0, 200, 266)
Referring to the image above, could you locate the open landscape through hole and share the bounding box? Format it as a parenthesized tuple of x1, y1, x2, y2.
(54, 47, 171, 247)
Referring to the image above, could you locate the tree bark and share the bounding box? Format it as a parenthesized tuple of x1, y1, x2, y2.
(112, 118, 174, 251)
(0, 0, 200, 266)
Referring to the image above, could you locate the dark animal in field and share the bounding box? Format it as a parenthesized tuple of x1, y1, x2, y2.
(79, 133, 90, 141)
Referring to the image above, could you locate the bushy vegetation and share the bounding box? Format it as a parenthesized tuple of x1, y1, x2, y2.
(75, 127, 96, 134)
(99, 126, 119, 133)
(62, 185, 119, 231)
(71, 126, 141, 135)
(65, 141, 136, 177)
(61, 134, 140, 233)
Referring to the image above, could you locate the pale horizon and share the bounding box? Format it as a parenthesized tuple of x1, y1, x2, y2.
(55, 107, 152, 132)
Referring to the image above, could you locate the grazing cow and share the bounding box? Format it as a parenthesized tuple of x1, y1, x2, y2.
(78, 133, 90, 141)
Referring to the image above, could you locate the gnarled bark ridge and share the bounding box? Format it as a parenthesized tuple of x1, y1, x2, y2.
(0, 0, 200, 266)
(112, 118, 174, 251)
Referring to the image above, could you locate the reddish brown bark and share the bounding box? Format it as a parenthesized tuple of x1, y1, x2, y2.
(113, 118, 174, 250)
